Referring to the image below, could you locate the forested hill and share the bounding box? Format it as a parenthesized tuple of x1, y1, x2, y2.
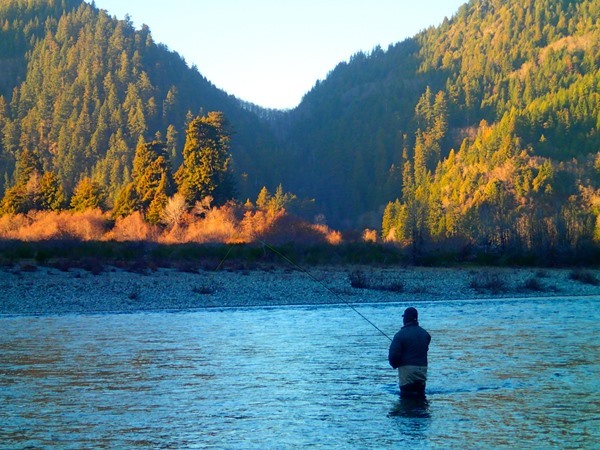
(0, 0, 599, 256)
(0, 0, 278, 200)
(270, 0, 600, 251)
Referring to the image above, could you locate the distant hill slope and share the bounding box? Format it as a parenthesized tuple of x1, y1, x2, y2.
(0, 0, 279, 200)
(273, 0, 599, 228)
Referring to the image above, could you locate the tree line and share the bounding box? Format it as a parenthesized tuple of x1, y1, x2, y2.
(2, 110, 233, 220)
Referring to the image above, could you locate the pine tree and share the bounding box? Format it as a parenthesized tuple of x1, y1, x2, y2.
(112, 183, 139, 218)
(382, 199, 402, 241)
(271, 184, 296, 211)
(1, 184, 28, 214)
(256, 186, 271, 210)
(176, 111, 235, 206)
(14, 148, 43, 185)
(145, 173, 169, 225)
(70, 177, 108, 212)
(39, 171, 66, 211)
(132, 140, 174, 211)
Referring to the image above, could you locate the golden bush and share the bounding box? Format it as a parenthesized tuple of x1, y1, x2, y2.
(105, 211, 160, 242)
(184, 204, 242, 244)
(0, 203, 343, 247)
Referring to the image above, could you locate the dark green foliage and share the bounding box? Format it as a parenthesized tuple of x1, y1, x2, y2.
(0, 148, 66, 213)
(176, 112, 235, 207)
(14, 148, 43, 185)
(145, 179, 169, 225)
(272, 0, 600, 234)
(113, 140, 174, 221)
(1, 183, 28, 214)
(133, 141, 174, 208)
(0, 238, 409, 273)
(112, 182, 139, 218)
(39, 171, 66, 211)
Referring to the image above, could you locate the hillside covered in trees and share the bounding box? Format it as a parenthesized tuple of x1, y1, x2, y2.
(0, 0, 280, 207)
(274, 0, 600, 259)
(0, 0, 599, 262)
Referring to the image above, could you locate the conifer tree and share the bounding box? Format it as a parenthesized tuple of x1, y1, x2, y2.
(176, 111, 235, 207)
(256, 186, 271, 210)
(271, 184, 296, 211)
(134, 140, 174, 209)
(0, 148, 48, 214)
(39, 171, 66, 211)
(70, 177, 108, 212)
(382, 199, 402, 241)
(113, 140, 174, 219)
(146, 173, 169, 225)
(1, 184, 28, 214)
(14, 148, 43, 185)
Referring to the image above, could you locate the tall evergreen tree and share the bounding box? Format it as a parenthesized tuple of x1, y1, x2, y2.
(113, 139, 174, 219)
(70, 176, 108, 212)
(176, 111, 235, 207)
(39, 171, 66, 211)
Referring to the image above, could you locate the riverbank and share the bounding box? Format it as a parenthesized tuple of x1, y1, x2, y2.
(1, 264, 599, 315)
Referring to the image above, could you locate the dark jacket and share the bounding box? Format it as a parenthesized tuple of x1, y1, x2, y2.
(388, 322, 431, 369)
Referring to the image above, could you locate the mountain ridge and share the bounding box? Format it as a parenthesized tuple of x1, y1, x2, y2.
(0, 0, 599, 255)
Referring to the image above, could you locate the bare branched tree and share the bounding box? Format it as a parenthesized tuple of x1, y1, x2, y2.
(161, 193, 187, 227)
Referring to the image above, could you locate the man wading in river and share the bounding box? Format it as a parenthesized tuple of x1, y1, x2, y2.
(388, 307, 431, 398)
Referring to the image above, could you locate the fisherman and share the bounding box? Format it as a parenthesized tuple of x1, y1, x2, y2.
(388, 307, 431, 398)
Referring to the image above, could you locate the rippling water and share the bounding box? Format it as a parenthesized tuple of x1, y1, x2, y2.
(1, 297, 599, 449)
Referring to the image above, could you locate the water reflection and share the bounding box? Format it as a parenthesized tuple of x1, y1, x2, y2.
(388, 397, 431, 446)
(388, 397, 431, 419)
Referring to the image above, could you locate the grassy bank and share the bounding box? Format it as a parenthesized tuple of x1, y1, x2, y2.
(1, 239, 599, 276)
(0, 239, 409, 274)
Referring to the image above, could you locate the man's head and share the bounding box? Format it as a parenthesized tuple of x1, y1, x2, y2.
(403, 307, 418, 325)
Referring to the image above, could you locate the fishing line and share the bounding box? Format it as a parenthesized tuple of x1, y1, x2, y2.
(214, 242, 237, 272)
(214, 238, 392, 341)
(256, 240, 393, 342)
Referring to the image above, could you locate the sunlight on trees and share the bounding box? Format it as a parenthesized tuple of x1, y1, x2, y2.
(0, 0, 598, 259)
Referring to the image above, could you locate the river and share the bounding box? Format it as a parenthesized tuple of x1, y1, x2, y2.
(1, 297, 599, 448)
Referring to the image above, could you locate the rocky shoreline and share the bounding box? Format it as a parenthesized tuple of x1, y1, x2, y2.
(1, 264, 599, 316)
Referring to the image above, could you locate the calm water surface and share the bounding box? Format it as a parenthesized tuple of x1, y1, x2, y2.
(1, 297, 599, 449)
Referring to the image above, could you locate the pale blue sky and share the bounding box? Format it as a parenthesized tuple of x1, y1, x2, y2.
(91, 1, 466, 109)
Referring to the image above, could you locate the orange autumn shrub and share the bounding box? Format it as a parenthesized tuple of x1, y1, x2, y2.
(0, 210, 108, 241)
(183, 204, 242, 244)
(12, 211, 65, 240)
(252, 212, 334, 246)
(362, 229, 378, 243)
(240, 208, 285, 242)
(159, 222, 188, 244)
(0, 203, 343, 247)
(59, 209, 109, 240)
(105, 211, 160, 242)
(314, 224, 343, 245)
(0, 213, 36, 240)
